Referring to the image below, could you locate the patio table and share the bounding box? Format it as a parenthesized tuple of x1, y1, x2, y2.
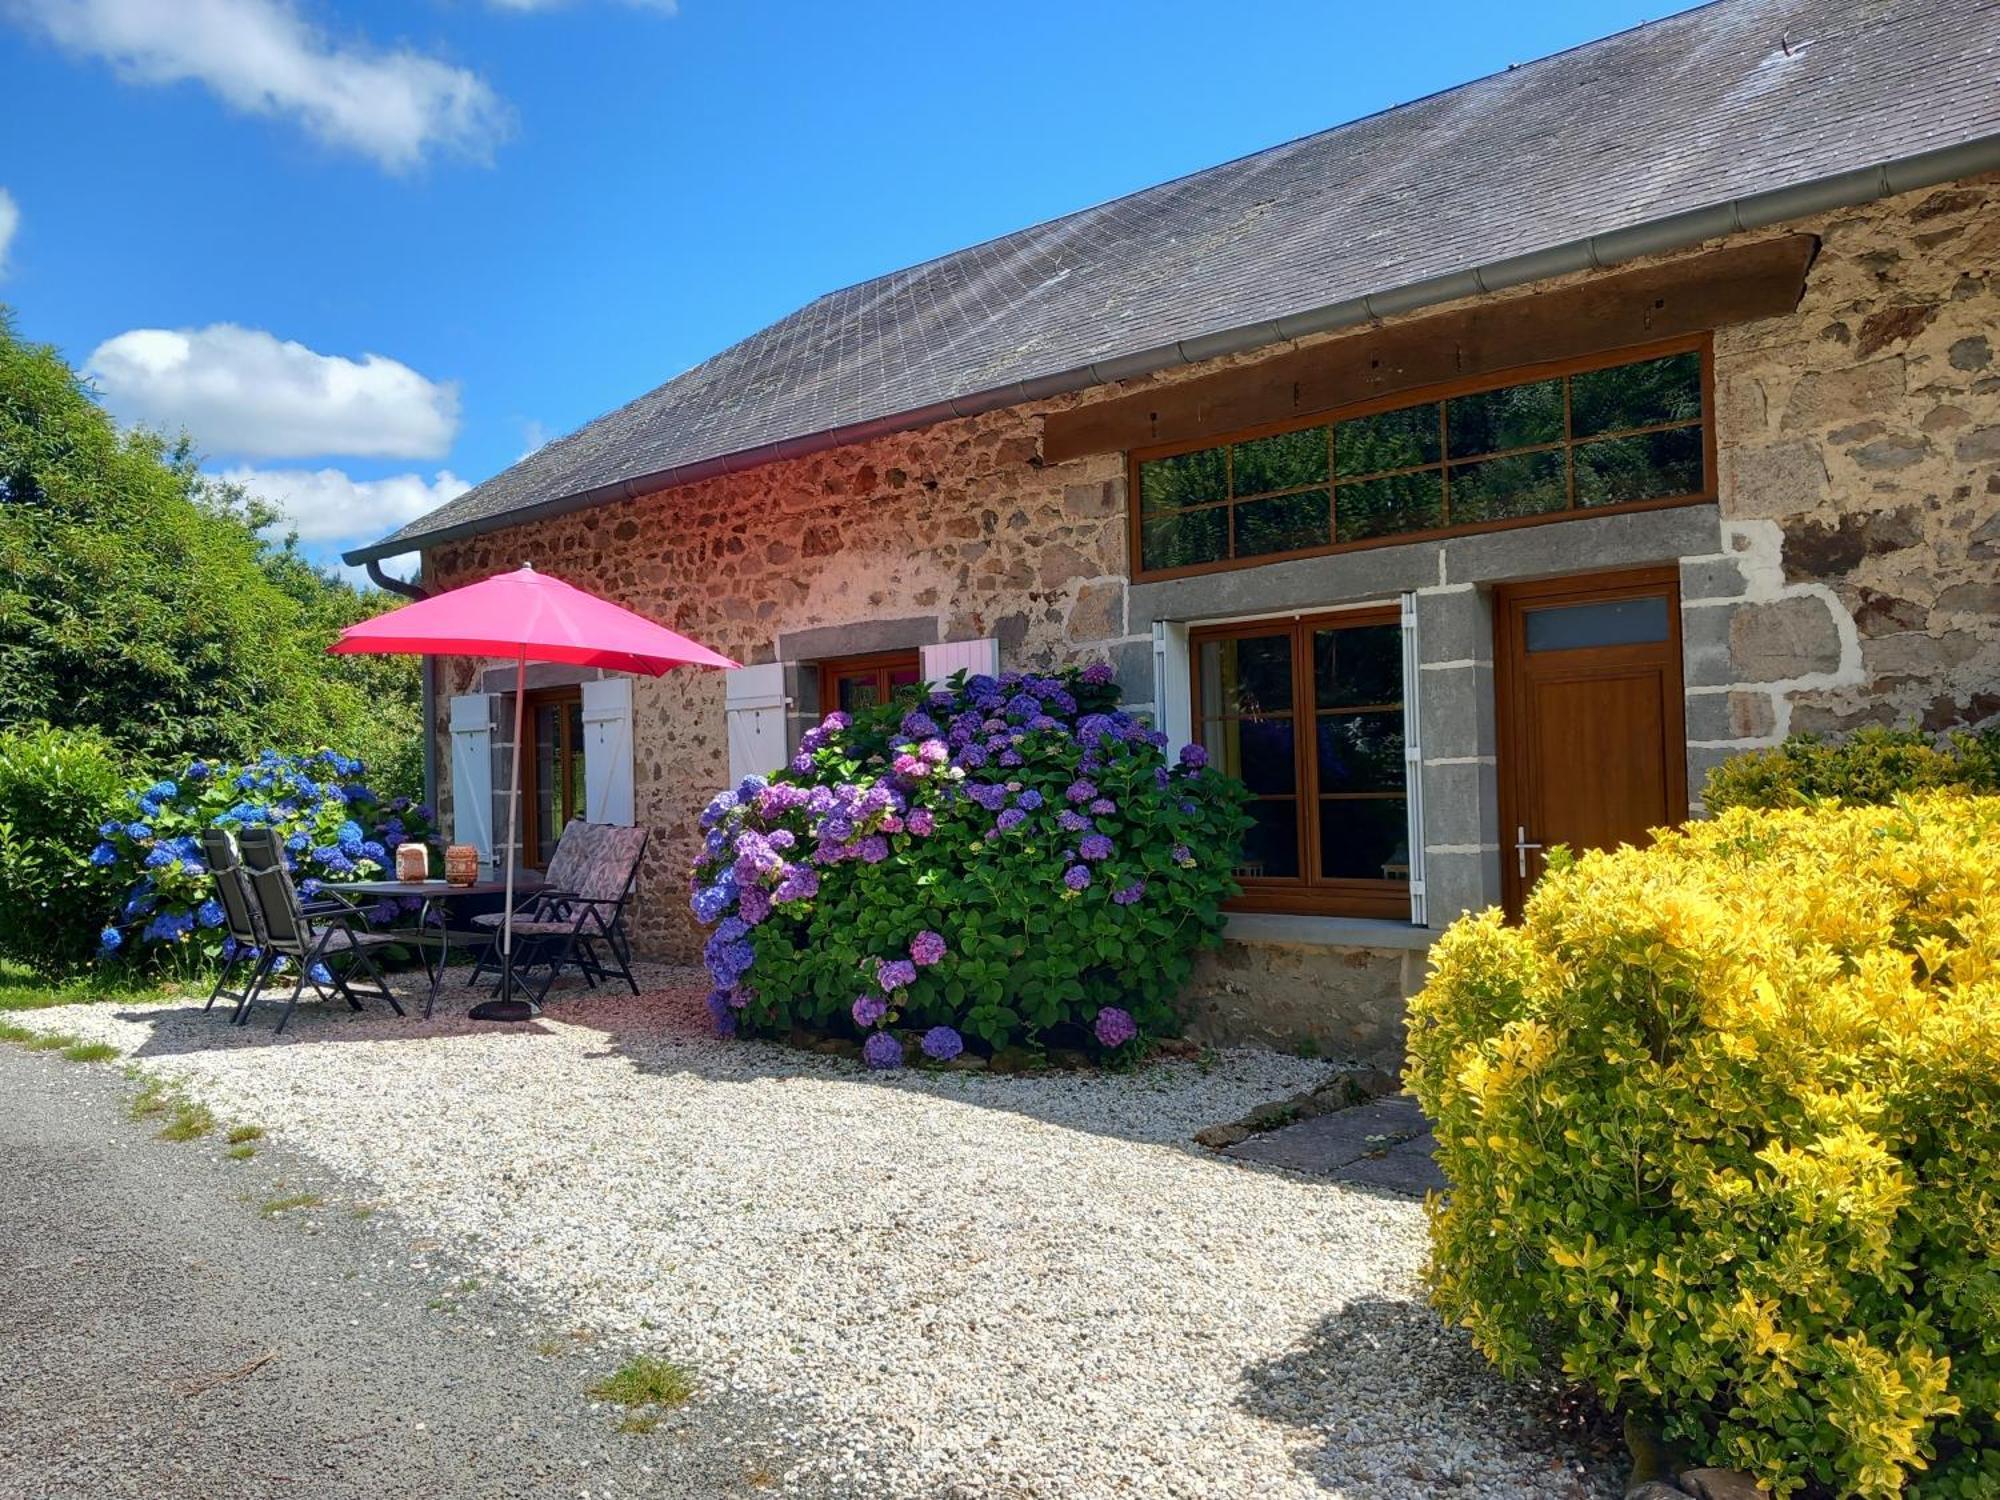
(343, 875, 545, 1019)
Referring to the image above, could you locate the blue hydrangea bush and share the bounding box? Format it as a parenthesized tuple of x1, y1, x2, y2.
(689, 664, 1250, 1064)
(90, 748, 435, 969)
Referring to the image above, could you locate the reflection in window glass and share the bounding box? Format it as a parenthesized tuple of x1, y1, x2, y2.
(1136, 348, 1708, 574)
(1338, 470, 1443, 541)
(1320, 799, 1409, 881)
(1446, 378, 1563, 459)
(1198, 633, 1292, 716)
(1232, 427, 1328, 494)
(1193, 614, 1410, 914)
(1316, 712, 1404, 792)
(1524, 595, 1671, 652)
(1574, 426, 1703, 506)
(1240, 801, 1301, 879)
(1313, 625, 1401, 708)
(1336, 403, 1440, 477)
(1570, 352, 1701, 437)
(1235, 490, 1330, 559)
(1139, 447, 1226, 510)
(1448, 449, 1566, 522)
(1140, 510, 1228, 572)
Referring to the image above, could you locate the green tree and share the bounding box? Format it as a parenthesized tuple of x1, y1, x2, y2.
(0, 309, 421, 781)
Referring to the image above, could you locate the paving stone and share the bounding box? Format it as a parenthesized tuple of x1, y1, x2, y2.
(1335, 1134, 1449, 1196)
(1223, 1095, 1429, 1176)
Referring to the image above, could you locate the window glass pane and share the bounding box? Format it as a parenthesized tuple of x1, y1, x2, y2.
(1239, 800, 1300, 879)
(1317, 713, 1404, 791)
(835, 674, 880, 714)
(1232, 427, 1327, 495)
(1313, 624, 1401, 708)
(1337, 470, 1443, 542)
(1139, 447, 1227, 512)
(1524, 595, 1671, 652)
(1446, 378, 1563, 458)
(1140, 509, 1227, 572)
(1335, 403, 1440, 477)
(1574, 426, 1703, 506)
(1571, 352, 1702, 437)
(1319, 799, 1409, 882)
(1448, 449, 1566, 523)
(1234, 490, 1329, 559)
(1204, 718, 1296, 795)
(1198, 633, 1294, 716)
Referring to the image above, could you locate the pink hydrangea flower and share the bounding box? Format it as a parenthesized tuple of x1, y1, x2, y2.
(910, 930, 947, 966)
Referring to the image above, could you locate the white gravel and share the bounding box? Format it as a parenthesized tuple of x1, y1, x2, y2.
(24, 969, 1615, 1499)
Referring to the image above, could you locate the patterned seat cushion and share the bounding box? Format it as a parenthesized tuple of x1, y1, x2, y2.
(311, 925, 400, 952)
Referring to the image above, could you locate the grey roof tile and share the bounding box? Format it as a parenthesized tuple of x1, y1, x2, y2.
(357, 0, 2000, 560)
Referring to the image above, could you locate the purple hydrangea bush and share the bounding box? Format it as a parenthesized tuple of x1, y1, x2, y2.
(90, 749, 436, 971)
(688, 664, 1250, 1062)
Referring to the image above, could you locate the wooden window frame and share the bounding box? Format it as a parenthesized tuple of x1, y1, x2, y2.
(1190, 608, 1410, 919)
(520, 686, 583, 872)
(1129, 333, 1716, 583)
(816, 650, 922, 717)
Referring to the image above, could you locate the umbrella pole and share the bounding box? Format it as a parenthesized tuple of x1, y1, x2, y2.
(502, 648, 527, 1010)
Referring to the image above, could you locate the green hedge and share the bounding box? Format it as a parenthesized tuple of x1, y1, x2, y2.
(1705, 725, 2000, 811)
(0, 725, 129, 976)
(1409, 795, 2000, 1498)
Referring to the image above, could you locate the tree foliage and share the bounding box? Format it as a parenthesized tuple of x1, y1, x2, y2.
(0, 309, 420, 786)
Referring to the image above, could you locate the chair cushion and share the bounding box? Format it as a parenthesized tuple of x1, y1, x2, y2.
(311, 925, 400, 953)
(575, 825, 647, 902)
(497, 918, 587, 937)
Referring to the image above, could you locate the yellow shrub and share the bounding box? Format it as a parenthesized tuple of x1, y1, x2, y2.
(1406, 795, 2000, 1499)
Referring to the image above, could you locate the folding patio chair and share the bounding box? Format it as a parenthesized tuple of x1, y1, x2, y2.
(235, 825, 406, 1034)
(463, 818, 598, 991)
(198, 828, 276, 1024)
(472, 824, 648, 1005)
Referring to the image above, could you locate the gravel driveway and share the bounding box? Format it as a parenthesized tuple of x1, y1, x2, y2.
(15, 969, 1616, 1499)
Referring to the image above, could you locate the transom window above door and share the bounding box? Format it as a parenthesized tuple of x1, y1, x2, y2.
(1133, 340, 1710, 579)
(1192, 611, 1410, 918)
(819, 651, 922, 717)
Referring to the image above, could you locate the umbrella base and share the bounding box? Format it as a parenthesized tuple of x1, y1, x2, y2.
(468, 998, 541, 1023)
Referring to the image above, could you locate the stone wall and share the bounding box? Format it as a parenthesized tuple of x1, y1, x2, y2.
(425, 407, 1138, 960)
(1689, 175, 2000, 795)
(422, 174, 1999, 1020)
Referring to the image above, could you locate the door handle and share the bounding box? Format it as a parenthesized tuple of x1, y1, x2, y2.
(1515, 825, 1544, 879)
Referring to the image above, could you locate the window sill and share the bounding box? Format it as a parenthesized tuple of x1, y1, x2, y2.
(1222, 913, 1436, 951)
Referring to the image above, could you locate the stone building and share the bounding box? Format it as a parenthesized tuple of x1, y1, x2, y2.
(346, 0, 2000, 1065)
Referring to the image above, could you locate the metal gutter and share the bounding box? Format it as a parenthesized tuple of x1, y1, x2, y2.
(362, 559, 439, 822)
(343, 132, 2000, 569)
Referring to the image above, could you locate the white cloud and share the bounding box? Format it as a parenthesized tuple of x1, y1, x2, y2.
(517, 417, 550, 459)
(88, 323, 460, 460)
(4, 0, 510, 170)
(219, 464, 469, 546)
(0, 188, 18, 276)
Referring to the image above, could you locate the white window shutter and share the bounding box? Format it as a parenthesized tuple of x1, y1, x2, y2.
(1400, 592, 1428, 927)
(920, 638, 999, 688)
(725, 663, 787, 783)
(449, 694, 495, 860)
(1151, 620, 1192, 755)
(581, 676, 636, 826)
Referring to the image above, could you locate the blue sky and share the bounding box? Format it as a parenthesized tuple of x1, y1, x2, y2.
(0, 0, 1672, 581)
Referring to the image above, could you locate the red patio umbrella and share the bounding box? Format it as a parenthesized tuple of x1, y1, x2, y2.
(331, 564, 737, 1010)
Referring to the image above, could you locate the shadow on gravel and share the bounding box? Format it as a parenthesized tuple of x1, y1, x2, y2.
(1238, 1295, 1620, 1498)
(84, 971, 1355, 1157)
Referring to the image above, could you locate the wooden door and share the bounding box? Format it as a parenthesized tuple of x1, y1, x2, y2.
(1495, 568, 1687, 915)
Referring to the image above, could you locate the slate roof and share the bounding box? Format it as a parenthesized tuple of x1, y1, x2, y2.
(351, 0, 2000, 563)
